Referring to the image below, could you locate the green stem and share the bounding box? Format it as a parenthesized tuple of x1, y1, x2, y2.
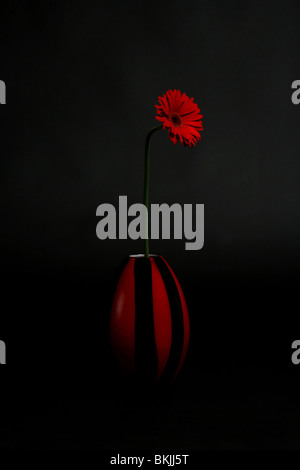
(143, 124, 163, 257)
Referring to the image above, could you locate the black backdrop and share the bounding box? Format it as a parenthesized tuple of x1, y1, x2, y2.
(1, 0, 300, 451)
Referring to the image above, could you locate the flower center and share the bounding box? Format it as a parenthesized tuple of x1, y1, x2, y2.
(170, 113, 182, 127)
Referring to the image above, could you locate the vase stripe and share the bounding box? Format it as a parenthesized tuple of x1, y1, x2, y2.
(134, 257, 158, 384)
(110, 258, 136, 374)
(153, 256, 185, 385)
(150, 258, 172, 381)
(161, 257, 190, 383)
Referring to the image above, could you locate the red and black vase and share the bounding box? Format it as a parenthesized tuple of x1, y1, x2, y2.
(110, 255, 190, 386)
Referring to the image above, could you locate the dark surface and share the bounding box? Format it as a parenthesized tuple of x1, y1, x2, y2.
(1, 278, 300, 450)
(2, 368, 300, 451)
(1, 0, 300, 451)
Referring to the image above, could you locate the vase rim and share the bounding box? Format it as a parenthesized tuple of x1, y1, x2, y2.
(129, 254, 160, 258)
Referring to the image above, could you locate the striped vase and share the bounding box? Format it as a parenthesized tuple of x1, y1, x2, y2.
(110, 254, 190, 386)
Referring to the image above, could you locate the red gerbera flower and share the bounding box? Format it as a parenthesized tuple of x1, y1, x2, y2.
(155, 89, 203, 147)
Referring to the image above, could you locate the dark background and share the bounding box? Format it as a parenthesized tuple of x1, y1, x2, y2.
(1, 0, 300, 451)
